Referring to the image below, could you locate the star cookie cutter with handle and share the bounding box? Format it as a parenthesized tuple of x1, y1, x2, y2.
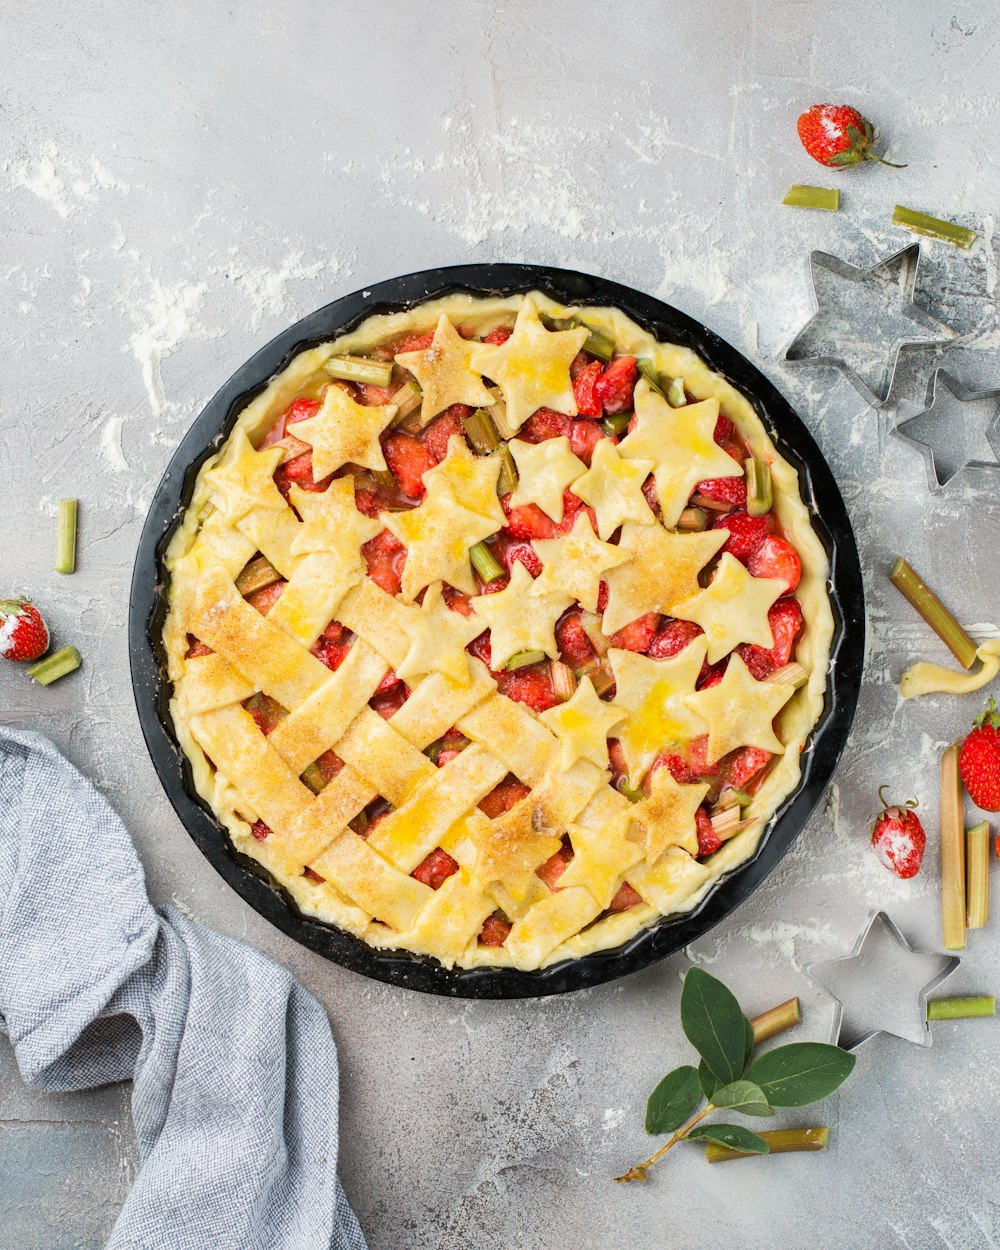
(784, 244, 961, 408)
(892, 368, 1000, 492)
(806, 911, 960, 1051)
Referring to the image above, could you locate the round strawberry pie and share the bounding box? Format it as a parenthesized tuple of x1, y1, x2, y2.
(163, 293, 833, 971)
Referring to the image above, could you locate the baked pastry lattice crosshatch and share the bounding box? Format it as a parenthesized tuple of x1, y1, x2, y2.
(162, 289, 833, 973)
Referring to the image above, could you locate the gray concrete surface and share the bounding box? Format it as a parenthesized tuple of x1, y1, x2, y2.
(3, 2, 1000, 1247)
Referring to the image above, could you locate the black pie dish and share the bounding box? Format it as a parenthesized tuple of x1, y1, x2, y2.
(129, 263, 865, 999)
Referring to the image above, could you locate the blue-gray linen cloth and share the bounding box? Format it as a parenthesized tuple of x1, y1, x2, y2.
(0, 724, 367, 1250)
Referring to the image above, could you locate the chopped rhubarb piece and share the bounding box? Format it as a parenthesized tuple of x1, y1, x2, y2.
(363, 529, 406, 596)
(648, 618, 704, 660)
(420, 404, 470, 460)
(697, 475, 747, 506)
(245, 580, 287, 615)
(695, 807, 723, 858)
(725, 746, 773, 791)
(748, 535, 802, 592)
(738, 598, 804, 679)
(370, 684, 409, 719)
(383, 433, 436, 498)
(594, 356, 637, 413)
(556, 610, 596, 666)
(482, 326, 512, 346)
(610, 613, 659, 653)
(537, 841, 574, 890)
(502, 500, 557, 540)
(714, 508, 774, 562)
(568, 418, 606, 465)
(245, 692, 286, 734)
(573, 360, 604, 417)
(479, 775, 531, 817)
(608, 882, 643, 912)
(479, 913, 513, 945)
(250, 819, 271, 842)
(411, 847, 460, 890)
(521, 407, 571, 442)
(496, 664, 560, 711)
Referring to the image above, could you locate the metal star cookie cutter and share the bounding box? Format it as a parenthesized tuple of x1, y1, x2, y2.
(805, 911, 960, 1051)
(783, 244, 961, 408)
(893, 368, 1000, 492)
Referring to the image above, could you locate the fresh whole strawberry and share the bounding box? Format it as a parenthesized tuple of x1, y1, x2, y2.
(870, 788, 925, 878)
(960, 698, 1000, 812)
(796, 104, 905, 170)
(0, 598, 49, 662)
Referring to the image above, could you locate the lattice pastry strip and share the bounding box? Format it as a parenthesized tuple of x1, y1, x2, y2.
(236, 507, 308, 584)
(311, 834, 433, 933)
(175, 653, 255, 719)
(626, 846, 712, 914)
(506, 887, 604, 971)
(393, 866, 500, 967)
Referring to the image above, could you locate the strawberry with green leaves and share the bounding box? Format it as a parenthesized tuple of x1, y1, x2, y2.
(796, 104, 905, 170)
(0, 597, 49, 662)
(960, 698, 1000, 813)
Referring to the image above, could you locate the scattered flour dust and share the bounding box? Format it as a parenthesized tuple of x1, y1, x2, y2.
(126, 277, 208, 414)
(99, 415, 129, 473)
(220, 250, 340, 330)
(10, 141, 129, 219)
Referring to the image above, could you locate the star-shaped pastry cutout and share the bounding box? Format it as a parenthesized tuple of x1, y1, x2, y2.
(470, 561, 571, 669)
(421, 435, 505, 527)
(806, 911, 960, 1050)
(569, 439, 655, 540)
(539, 676, 626, 770)
(558, 812, 644, 909)
(395, 314, 495, 424)
(288, 478, 380, 560)
(383, 494, 500, 600)
(601, 522, 728, 636)
(469, 296, 588, 432)
(394, 581, 485, 687)
(784, 244, 960, 407)
(291, 383, 397, 477)
(508, 436, 586, 522)
(202, 428, 286, 523)
(618, 381, 744, 527)
(609, 637, 709, 783)
(684, 652, 794, 763)
(672, 552, 786, 663)
(466, 803, 562, 892)
(533, 512, 631, 613)
(893, 369, 1000, 490)
(627, 766, 708, 864)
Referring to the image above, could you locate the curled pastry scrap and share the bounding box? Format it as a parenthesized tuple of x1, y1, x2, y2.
(900, 638, 1000, 699)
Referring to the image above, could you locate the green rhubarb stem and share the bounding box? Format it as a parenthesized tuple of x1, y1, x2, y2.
(744, 459, 772, 517)
(496, 444, 518, 497)
(927, 995, 995, 1021)
(391, 380, 423, 423)
(55, 498, 78, 574)
(892, 205, 977, 251)
(462, 408, 500, 453)
(666, 377, 686, 408)
(506, 649, 546, 670)
(615, 1104, 715, 1183)
(966, 821, 990, 930)
(706, 1127, 828, 1163)
(750, 996, 801, 1044)
(602, 413, 632, 436)
(890, 557, 978, 670)
(235, 553, 282, 597)
(782, 185, 841, 212)
(27, 645, 81, 686)
(325, 355, 395, 387)
(637, 358, 665, 397)
(941, 743, 967, 952)
(469, 540, 505, 584)
(582, 326, 615, 363)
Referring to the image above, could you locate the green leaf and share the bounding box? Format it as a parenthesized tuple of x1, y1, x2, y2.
(746, 1042, 856, 1108)
(645, 1065, 703, 1135)
(680, 968, 754, 1087)
(697, 1059, 719, 1101)
(686, 1123, 769, 1154)
(710, 1080, 775, 1118)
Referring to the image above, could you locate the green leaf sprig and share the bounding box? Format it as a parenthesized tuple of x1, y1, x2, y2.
(616, 969, 855, 1182)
